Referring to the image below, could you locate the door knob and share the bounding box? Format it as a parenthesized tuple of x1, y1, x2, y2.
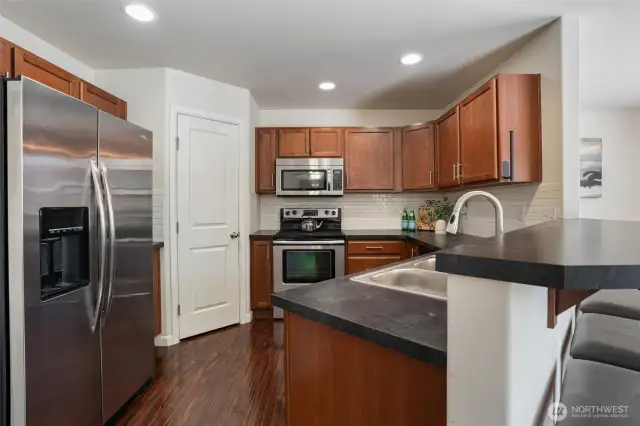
(230, 232, 240, 239)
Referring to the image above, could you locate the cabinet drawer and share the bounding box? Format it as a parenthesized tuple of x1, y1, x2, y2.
(347, 240, 406, 255)
(347, 255, 404, 275)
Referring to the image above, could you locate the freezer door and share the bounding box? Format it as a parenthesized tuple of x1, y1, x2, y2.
(98, 111, 154, 422)
(7, 78, 103, 426)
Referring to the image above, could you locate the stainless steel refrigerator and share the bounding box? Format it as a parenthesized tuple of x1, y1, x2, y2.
(2, 76, 154, 426)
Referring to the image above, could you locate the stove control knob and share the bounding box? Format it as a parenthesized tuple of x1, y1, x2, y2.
(292, 210, 297, 215)
(332, 211, 337, 216)
(285, 211, 290, 216)
(324, 210, 329, 215)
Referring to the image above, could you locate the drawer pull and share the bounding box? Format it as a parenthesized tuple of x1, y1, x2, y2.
(365, 246, 384, 250)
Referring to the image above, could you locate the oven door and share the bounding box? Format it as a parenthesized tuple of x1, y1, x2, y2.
(272, 241, 345, 318)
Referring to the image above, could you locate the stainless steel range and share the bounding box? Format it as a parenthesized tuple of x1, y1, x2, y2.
(272, 208, 345, 318)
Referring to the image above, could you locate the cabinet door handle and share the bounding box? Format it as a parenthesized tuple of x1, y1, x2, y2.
(453, 163, 457, 180)
(365, 246, 384, 250)
(429, 170, 433, 186)
(411, 248, 415, 258)
(458, 164, 463, 180)
(271, 173, 275, 187)
(266, 248, 269, 261)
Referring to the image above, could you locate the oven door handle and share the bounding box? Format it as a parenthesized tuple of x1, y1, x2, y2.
(272, 240, 345, 246)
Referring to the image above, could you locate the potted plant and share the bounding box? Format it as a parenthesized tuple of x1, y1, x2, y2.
(427, 198, 454, 234)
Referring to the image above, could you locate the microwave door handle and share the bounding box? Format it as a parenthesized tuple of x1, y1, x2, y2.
(90, 160, 108, 333)
(327, 169, 331, 191)
(100, 163, 117, 326)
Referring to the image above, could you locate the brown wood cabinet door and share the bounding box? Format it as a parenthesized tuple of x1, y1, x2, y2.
(346, 255, 403, 275)
(436, 107, 461, 188)
(0, 38, 11, 76)
(344, 128, 394, 191)
(250, 240, 273, 310)
(255, 128, 277, 193)
(402, 123, 436, 190)
(497, 74, 542, 183)
(310, 128, 343, 157)
(279, 128, 310, 157)
(80, 81, 127, 119)
(12, 47, 80, 97)
(460, 78, 499, 184)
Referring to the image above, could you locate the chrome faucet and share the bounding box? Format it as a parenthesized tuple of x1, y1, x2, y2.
(446, 191, 504, 235)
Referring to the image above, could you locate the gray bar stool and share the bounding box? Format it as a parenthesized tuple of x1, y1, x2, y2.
(571, 313, 640, 372)
(580, 290, 640, 321)
(560, 359, 640, 425)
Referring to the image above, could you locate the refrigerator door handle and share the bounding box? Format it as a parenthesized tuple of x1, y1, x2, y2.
(90, 160, 108, 333)
(100, 162, 117, 325)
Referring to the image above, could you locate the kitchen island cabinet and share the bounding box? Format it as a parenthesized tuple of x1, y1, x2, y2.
(273, 219, 639, 426)
(284, 312, 446, 426)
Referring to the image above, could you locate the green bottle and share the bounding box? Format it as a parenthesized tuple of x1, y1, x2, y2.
(401, 209, 409, 231)
(408, 209, 416, 231)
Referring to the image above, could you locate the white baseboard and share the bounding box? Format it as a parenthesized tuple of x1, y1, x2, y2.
(240, 311, 253, 324)
(154, 334, 179, 347)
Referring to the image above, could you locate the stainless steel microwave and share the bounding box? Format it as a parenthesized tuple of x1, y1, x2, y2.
(276, 158, 344, 196)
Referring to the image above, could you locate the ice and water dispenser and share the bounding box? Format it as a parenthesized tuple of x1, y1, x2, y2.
(39, 207, 89, 300)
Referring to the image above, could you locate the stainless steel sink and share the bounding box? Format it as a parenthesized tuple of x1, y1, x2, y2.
(351, 256, 447, 300)
(412, 257, 436, 271)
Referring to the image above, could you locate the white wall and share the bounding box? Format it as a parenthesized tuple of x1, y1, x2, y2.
(579, 108, 640, 221)
(443, 20, 564, 237)
(260, 109, 442, 127)
(448, 274, 573, 426)
(0, 13, 94, 82)
(249, 95, 261, 232)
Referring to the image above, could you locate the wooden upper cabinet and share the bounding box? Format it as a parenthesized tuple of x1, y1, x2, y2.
(459, 78, 498, 184)
(344, 128, 394, 191)
(436, 107, 461, 189)
(278, 128, 310, 157)
(12, 47, 80, 97)
(496, 74, 542, 183)
(80, 81, 127, 120)
(0, 38, 10, 76)
(250, 240, 273, 310)
(402, 123, 436, 190)
(310, 128, 343, 157)
(255, 128, 277, 193)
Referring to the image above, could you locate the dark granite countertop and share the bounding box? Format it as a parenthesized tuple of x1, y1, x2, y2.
(248, 230, 278, 240)
(153, 241, 164, 250)
(436, 218, 640, 290)
(272, 276, 447, 365)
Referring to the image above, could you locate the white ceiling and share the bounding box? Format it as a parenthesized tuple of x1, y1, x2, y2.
(0, 0, 628, 109)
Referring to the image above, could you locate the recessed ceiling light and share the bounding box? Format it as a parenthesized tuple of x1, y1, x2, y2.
(319, 82, 336, 91)
(124, 3, 156, 22)
(400, 53, 423, 65)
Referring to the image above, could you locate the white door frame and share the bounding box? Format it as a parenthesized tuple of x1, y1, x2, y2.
(158, 105, 252, 346)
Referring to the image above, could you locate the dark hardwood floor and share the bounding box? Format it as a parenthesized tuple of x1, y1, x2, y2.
(115, 320, 285, 426)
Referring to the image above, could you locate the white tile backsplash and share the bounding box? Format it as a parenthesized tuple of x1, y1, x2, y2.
(260, 193, 442, 230)
(448, 182, 561, 237)
(259, 182, 561, 237)
(153, 188, 164, 242)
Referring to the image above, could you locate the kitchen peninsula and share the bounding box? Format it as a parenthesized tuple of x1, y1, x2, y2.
(272, 219, 640, 426)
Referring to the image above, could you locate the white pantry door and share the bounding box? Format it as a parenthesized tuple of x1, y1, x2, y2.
(177, 114, 240, 339)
